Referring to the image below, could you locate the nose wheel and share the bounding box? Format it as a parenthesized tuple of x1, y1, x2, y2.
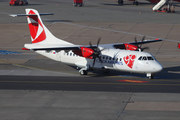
(147, 73, 154, 79)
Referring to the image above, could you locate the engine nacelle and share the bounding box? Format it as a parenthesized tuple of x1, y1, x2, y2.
(73, 47, 94, 59)
(178, 43, 180, 49)
(124, 43, 138, 51)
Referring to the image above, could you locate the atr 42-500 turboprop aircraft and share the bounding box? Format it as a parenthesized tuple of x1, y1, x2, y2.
(10, 9, 163, 79)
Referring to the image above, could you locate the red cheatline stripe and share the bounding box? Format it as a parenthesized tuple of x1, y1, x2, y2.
(118, 80, 149, 83)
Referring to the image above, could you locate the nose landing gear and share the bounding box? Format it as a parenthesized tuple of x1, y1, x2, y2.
(147, 73, 154, 79)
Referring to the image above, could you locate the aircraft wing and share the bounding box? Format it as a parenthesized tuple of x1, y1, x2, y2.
(128, 39, 162, 45)
(24, 39, 162, 51)
(112, 39, 162, 49)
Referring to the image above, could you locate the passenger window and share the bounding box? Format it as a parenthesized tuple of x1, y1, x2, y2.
(116, 58, 118, 62)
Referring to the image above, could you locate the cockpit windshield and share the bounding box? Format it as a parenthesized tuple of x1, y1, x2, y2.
(138, 56, 154, 61)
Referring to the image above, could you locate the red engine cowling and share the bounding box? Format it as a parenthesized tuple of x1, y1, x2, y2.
(178, 43, 180, 49)
(73, 47, 94, 59)
(124, 43, 138, 51)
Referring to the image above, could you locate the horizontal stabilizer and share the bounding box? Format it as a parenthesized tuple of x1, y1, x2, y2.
(9, 13, 54, 17)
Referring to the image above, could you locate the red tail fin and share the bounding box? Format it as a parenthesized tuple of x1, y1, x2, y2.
(26, 9, 46, 43)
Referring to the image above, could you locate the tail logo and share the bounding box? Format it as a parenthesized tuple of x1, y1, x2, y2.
(28, 10, 46, 43)
(123, 54, 136, 69)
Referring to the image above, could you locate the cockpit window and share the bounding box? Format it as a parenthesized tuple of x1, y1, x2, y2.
(138, 56, 154, 61)
(147, 56, 154, 60)
(142, 56, 147, 60)
(138, 56, 142, 60)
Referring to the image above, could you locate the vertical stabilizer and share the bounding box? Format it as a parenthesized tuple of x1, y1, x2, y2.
(25, 9, 73, 45)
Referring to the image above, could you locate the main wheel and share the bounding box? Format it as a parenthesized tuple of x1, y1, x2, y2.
(133, 1, 139, 5)
(80, 70, 88, 75)
(118, 0, 124, 5)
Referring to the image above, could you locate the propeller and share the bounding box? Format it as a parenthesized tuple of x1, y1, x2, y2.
(134, 36, 149, 51)
(89, 37, 105, 67)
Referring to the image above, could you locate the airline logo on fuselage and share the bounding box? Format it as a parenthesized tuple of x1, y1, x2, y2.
(123, 54, 136, 69)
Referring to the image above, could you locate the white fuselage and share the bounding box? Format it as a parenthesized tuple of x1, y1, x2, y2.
(36, 48, 163, 74)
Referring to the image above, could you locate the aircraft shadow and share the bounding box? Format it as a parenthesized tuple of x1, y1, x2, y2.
(84, 65, 180, 80)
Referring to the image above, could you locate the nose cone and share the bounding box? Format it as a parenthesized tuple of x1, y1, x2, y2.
(153, 62, 163, 73)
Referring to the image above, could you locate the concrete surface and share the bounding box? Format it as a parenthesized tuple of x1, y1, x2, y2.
(1, 91, 180, 120)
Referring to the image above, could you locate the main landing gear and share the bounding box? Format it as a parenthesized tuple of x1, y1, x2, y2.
(79, 68, 88, 75)
(79, 67, 154, 79)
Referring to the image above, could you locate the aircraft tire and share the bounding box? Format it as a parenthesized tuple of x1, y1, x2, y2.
(148, 75, 154, 79)
(118, 0, 123, 5)
(80, 70, 88, 75)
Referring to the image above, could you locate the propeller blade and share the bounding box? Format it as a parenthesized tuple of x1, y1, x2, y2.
(134, 37, 137, 43)
(141, 36, 145, 42)
(92, 56, 96, 67)
(97, 55, 103, 64)
(89, 41, 92, 47)
(141, 47, 149, 51)
(89, 37, 103, 67)
(97, 37, 101, 48)
(100, 48, 106, 52)
(139, 36, 146, 48)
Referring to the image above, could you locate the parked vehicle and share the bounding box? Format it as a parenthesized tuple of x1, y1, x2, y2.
(73, 0, 83, 7)
(9, 0, 28, 6)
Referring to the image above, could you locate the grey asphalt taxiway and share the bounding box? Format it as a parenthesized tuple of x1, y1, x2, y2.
(1, 0, 180, 120)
